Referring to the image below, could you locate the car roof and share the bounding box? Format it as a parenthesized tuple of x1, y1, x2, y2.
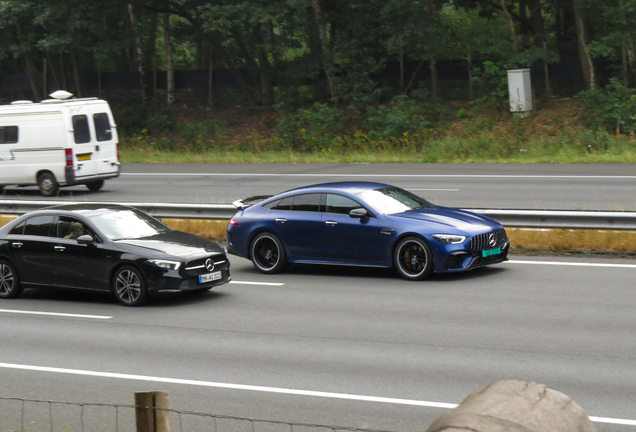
(282, 181, 392, 196)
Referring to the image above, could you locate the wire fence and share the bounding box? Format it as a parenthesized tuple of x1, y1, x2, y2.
(0, 396, 397, 432)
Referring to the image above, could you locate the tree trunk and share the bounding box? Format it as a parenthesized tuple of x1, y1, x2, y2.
(399, 46, 404, 88)
(70, 52, 83, 97)
(128, 2, 147, 102)
(501, 0, 519, 52)
(163, 14, 175, 105)
(311, 0, 337, 101)
(467, 51, 474, 101)
(425, 0, 438, 98)
(146, 7, 158, 99)
(573, 0, 595, 90)
(253, 25, 274, 106)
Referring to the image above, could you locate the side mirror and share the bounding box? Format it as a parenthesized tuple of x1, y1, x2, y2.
(349, 208, 369, 219)
(76, 234, 95, 245)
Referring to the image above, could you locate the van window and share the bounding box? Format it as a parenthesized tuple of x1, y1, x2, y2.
(0, 126, 18, 144)
(93, 113, 112, 141)
(72, 115, 91, 143)
(23, 215, 54, 237)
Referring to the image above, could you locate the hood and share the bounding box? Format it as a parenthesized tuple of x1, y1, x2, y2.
(386, 206, 501, 231)
(115, 231, 224, 259)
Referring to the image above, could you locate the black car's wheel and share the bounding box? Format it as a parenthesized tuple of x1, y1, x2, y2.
(250, 233, 286, 274)
(38, 172, 59, 197)
(0, 260, 23, 299)
(112, 266, 147, 306)
(394, 236, 434, 281)
(86, 179, 104, 191)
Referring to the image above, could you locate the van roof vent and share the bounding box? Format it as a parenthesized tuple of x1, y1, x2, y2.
(49, 90, 73, 100)
(10, 100, 33, 105)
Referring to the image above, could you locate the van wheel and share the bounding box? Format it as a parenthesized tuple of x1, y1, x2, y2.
(86, 180, 104, 191)
(38, 172, 59, 197)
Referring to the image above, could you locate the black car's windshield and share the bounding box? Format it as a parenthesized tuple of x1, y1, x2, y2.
(358, 186, 432, 214)
(88, 209, 171, 240)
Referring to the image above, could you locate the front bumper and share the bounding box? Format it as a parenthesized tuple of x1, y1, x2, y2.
(439, 240, 510, 272)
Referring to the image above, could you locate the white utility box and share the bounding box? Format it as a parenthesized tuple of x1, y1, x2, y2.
(507, 68, 532, 116)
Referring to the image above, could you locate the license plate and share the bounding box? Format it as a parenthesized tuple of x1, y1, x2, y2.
(482, 247, 501, 257)
(77, 154, 91, 161)
(199, 271, 222, 283)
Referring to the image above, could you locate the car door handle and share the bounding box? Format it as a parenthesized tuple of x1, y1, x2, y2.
(54, 246, 66, 252)
(275, 218, 287, 224)
(11, 242, 23, 248)
(325, 221, 338, 226)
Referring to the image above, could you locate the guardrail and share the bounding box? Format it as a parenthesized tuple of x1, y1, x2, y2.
(1, 200, 636, 230)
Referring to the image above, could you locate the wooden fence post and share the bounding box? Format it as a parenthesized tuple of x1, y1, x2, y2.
(135, 391, 171, 432)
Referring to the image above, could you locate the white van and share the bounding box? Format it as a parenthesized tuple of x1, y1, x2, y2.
(0, 91, 121, 196)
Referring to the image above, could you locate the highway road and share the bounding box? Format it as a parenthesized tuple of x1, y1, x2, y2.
(1, 163, 636, 210)
(1, 254, 635, 431)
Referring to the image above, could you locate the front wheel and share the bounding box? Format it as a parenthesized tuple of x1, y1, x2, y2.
(38, 172, 59, 197)
(86, 179, 104, 191)
(0, 260, 23, 299)
(394, 236, 434, 281)
(112, 266, 147, 306)
(250, 233, 286, 274)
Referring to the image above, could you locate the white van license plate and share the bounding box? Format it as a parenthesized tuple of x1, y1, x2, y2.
(78, 154, 92, 161)
(199, 271, 222, 283)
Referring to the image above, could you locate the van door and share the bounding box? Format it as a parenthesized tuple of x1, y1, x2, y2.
(92, 110, 119, 176)
(71, 113, 98, 180)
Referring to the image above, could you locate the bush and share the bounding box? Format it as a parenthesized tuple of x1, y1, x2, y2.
(578, 78, 636, 134)
(363, 95, 431, 139)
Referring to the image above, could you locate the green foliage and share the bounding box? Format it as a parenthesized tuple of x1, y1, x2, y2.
(276, 103, 350, 150)
(578, 78, 636, 134)
(472, 61, 509, 108)
(363, 95, 431, 139)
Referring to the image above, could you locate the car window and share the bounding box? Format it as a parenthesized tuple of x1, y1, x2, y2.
(292, 193, 321, 212)
(262, 199, 281, 209)
(8, 221, 25, 235)
(273, 197, 293, 211)
(72, 115, 91, 144)
(358, 186, 432, 214)
(57, 217, 94, 240)
(88, 208, 170, 240)
(23, 215, 54, 237)
(93, 113, 112, 142)
(325, 194, 363, 215)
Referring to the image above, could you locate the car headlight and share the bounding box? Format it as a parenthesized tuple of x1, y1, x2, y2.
(147, 259, 181, 270)
(431, 234, 467, 244)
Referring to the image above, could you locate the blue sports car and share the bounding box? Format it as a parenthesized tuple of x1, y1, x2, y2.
(226, 182, 509, 280)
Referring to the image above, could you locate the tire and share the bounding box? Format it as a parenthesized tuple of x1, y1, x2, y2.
(112, 266, 147, 306)
(394, 236, 434, 281)
(0, 260, 23, 299)
(86, 179, 104, 191)
(38, 172, 59, 197)
(250, 232, 286, 274)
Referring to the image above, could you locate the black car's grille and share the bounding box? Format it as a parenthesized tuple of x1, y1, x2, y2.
(184, 254, 229, 276)
(469, 229, 507, 250)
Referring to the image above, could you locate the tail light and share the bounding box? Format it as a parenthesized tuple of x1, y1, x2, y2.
(117, 144, 120, 161)
(65, 149, 73, 167)
(229, 219, 240, 226)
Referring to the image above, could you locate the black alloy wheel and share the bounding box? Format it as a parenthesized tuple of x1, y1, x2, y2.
(394, 236, 434, 281)
(250, 233, 286, 274)
(38, 172, 59, 197)
(0, 260, 23, 299)
(112, 266, 147, 306)
(86, 179, 104, 191)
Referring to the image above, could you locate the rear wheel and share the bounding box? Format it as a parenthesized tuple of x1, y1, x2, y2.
(86, 179, 104, 191)
(112, 266, 147, 306)
(38, 172, 59, 197)
(250, 233, 286, 274)
(0, 260, 23, 299)
(394, 236, 434, 281)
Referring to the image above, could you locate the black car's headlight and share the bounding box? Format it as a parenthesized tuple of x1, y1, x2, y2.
(431, 234, 467, 244)
(147, 259, 182, 270)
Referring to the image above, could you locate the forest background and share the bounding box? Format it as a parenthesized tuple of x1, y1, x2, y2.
(1, 0, 636, 164)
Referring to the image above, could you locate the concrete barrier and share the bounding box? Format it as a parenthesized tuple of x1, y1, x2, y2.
(426, 380, 597, 432)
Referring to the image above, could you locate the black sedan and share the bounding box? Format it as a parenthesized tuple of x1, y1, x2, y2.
(0, 204, 230, 306)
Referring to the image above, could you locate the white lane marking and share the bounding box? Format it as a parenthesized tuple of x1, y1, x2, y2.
(409, 189, 459, 192)
(230, 281, 285, 286)
(507, 260, 636, 269)
(0, 363, 631, 426)
(123, 173, 636, 179)
(0, 309, 112, 320)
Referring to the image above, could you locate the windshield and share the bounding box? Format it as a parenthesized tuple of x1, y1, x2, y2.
(358, 187, 432, 214)
(88, 209, 171, 240)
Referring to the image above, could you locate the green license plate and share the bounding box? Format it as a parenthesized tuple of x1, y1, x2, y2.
(482, 247, 501, 257)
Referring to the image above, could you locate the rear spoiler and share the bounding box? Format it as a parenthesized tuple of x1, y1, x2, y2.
(232, 195, 272, 210)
